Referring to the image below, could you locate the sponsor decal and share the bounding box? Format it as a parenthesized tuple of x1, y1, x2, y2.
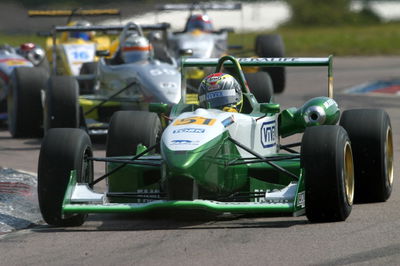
(173, 128, 205, 134)
(323, 98, 337, 109)
(221, 116, 234, 127)
(170, 139, 200, 145)
(260, 121, 276, 148)
(171, 139, 191, 144)
(173, 116, 216, 126)
(297, 191, 305, 208)
(238, 57, 296, 63)
(160, 82, 178, 89)
(206, 91, 223, 100)
(4, 59, 30, 66)
(150, 68, 177, 76)
(136, 189, 160, 203)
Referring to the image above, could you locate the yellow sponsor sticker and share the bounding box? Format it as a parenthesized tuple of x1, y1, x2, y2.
(6, 60, 29, 66)
(173, 116, 216, 126)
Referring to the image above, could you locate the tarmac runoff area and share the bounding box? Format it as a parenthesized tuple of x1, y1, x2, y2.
(0, 168, 40, 234)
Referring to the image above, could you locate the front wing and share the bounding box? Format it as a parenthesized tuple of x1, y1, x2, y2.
(62, 170, 306, 216)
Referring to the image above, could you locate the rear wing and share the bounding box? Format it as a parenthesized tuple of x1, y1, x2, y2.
(156, 3, 242, 11)
(28, 9, 121, 17)
(53, 23, 170, 33)
(181, 56, 334, 98)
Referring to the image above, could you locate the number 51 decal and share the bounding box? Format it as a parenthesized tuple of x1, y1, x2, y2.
(173, 116, 216, 126)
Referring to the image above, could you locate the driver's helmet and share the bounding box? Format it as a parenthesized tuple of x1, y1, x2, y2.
(185, 14, 213, 32)
(68, 20, 93, 40)
(198, 73, 243, 112)
(121, 34, 152, 63)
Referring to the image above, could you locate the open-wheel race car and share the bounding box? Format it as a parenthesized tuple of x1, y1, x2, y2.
(28, 8, 122, 76)
(8, 22, 179, 138)
(156, 2, 286, 93)
(1, 43, 48, 128)
(42, 22, 180, 136)
(37, 55, 394, 226)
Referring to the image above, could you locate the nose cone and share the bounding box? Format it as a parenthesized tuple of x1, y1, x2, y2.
(138, 62, 181, 105)
(161, 143, 209, 173)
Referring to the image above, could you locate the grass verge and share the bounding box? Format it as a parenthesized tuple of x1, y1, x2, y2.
(2, 22, 400, 56)
(229, 22, 400, 56)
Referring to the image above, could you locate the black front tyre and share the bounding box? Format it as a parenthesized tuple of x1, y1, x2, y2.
(43, 76, 79, 134)
(301, 125, 354, 223)
(38, 128, 93, 226)
(254, 34, 285, 94)
(106, 111, 162, 157)
(7, 67, 48, 138)
(340, 109, 394, 203)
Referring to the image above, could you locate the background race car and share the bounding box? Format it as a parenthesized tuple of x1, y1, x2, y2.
(42, 22, 180, 137)
(28, 8, 121, 76)
(6, 21, 180, 138)
(156, 2, 286, 93)
(37, 55, 393, 226)
(0, 43, 48, 125)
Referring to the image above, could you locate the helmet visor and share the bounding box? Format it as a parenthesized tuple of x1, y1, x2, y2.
(199, 89, 238, 109)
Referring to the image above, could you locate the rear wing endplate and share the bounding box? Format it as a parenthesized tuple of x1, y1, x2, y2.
(181, 56, 334, 98)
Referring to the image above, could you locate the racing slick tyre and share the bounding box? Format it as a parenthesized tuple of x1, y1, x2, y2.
(7, 67, 48, 138)
(37, 58, 50, 73)
(255, 34, 285, 94)
(78, 62, 97, 95)
(106, 111, 162, 156)
(38, 128, 93, 226)
(44, 76, 79, 134)
(339, 109, 393, 203)
(301, 125, 354, 223)
(244, 72, 273, 103)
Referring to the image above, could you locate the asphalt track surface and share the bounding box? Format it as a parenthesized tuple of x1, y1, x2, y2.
(1, 56, 400, 265)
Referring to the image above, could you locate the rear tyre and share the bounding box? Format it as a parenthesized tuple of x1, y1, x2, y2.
(78, 62, 97, 95)
(255, 34, 285, 94)
(38, 128, 93, 226)
(43, 76, 79, 134)
(301, 125, 354, 222)
(7, 67, 48, 138)
(340, 109, 393, 203)
(106, 111, 161, 156)
(244, 72, 273, 103)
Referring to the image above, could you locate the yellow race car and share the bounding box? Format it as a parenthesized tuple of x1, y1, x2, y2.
(29, 9, 120, 76)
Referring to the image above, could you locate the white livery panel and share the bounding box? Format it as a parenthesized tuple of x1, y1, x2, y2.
(163, 108, 278, 156)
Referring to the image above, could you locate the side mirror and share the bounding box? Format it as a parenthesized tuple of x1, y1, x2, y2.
(260, 103, 280, 114)
(96, 50, 110, 57)
(149, 102, 169, 114)
(179, 49, 193, 56)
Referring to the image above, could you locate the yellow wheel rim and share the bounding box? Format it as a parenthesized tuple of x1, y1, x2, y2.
(344, 141, 354, 205)
(386, 127, 394, 187)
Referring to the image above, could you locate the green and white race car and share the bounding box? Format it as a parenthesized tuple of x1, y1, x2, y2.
(37, 55, 393, 226)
